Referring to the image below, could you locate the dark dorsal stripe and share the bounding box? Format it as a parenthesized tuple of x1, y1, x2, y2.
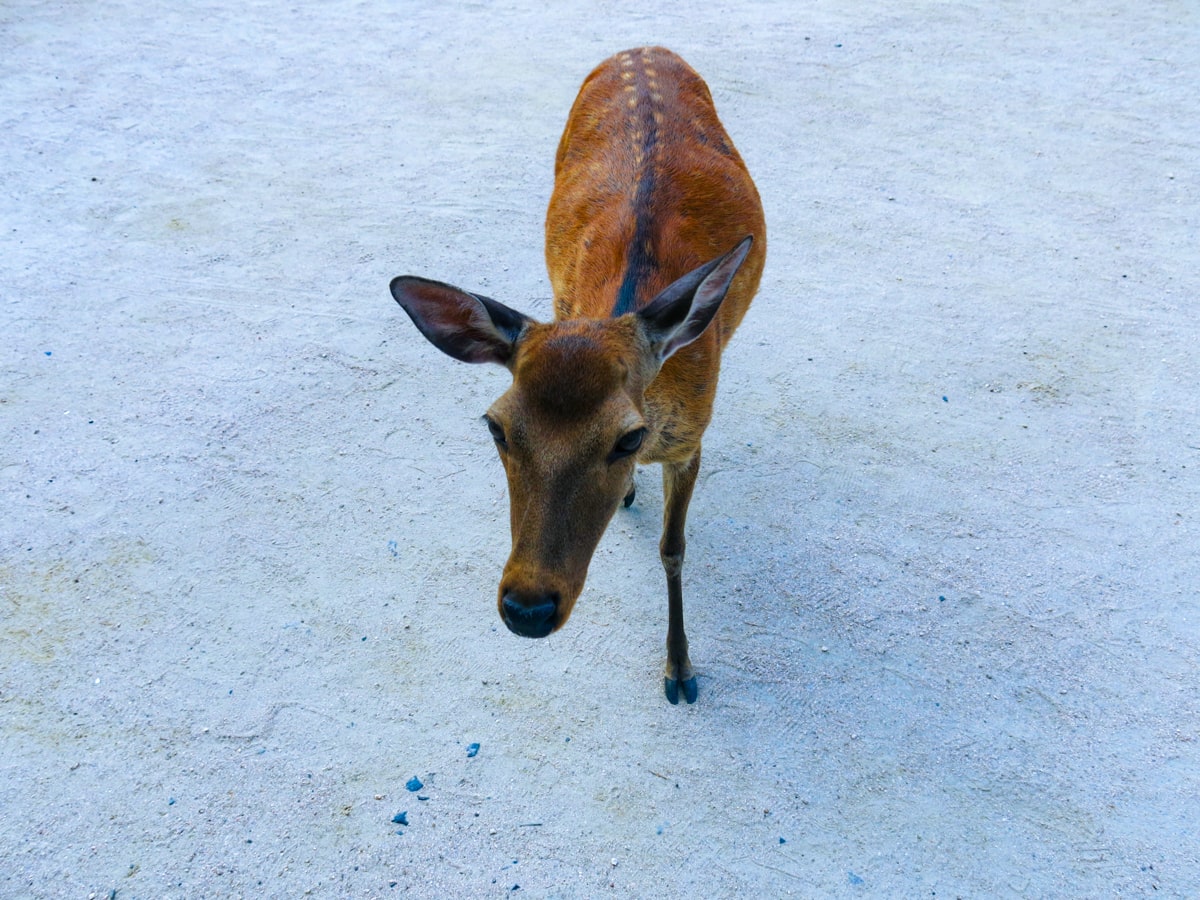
(612, 64, 660, 317)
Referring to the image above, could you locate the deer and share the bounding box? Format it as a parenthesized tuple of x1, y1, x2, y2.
(389, 47, 765, 704)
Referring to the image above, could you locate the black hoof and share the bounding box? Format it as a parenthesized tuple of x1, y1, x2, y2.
(664, 676, 698, 705)
(623, 485, 636, 508)
(682, 676, 698, 704)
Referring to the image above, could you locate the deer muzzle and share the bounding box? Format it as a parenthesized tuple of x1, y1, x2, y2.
(499, 588, 561, 638)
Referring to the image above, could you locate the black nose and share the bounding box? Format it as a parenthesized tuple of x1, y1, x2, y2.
(501, 592, 558, 638)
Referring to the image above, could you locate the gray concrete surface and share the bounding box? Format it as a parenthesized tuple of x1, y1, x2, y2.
(2, 0, 1198, 896)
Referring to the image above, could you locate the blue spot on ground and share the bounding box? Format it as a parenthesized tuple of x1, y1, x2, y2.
(467, 742, 480, 757)
(392, 811, 408, 825)
(406, 776, 423, 792)
(849, 871, 864, 885)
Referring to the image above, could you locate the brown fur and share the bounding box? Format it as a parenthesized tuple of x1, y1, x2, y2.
(499, 47, 764, 699)
(391, 47, 765, 702)
(545, 47, 766, 465)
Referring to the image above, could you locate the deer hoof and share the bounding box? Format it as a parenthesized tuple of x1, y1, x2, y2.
(664, 676, 698, 705)
(623, 484, 636, 508)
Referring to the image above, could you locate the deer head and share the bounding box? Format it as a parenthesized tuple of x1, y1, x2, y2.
(390, 236, 751, 638)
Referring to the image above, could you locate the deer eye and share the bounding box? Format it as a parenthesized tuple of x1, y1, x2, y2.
(483, 416, 507, 449)
(609, 427, 646, 462)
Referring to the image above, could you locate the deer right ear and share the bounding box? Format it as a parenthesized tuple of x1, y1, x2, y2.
(637, 236, 753, 362)
(390, 276, 533, 366)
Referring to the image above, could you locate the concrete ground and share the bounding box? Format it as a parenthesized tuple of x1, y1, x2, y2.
(2, 0, 1197, 896)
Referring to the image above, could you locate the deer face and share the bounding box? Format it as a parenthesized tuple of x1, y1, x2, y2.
(483, 319, 653, 637)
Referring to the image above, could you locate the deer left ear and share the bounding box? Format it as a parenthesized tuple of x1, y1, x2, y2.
(390, 276, 534, 367)
(637, 236, 753, 361)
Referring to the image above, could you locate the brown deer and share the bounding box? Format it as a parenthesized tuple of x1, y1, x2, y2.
(390, 47, 765, 703)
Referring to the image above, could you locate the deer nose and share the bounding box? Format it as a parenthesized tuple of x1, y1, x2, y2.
(501, 591, 559, 638)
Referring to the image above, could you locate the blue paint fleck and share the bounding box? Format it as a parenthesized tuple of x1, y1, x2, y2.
(168, 797, 176, 806)
(392, 811, 408, 825)
(405, 776, 423, 792)
(779, 837, 786, 844)
(942, 395, 949, 402)
(849, 872, 864, 885)
(387, 540, 399, 557)
(466, 742, 480, 758)
(44, 351, 52, 356)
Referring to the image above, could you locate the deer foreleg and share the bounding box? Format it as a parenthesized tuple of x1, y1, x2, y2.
(661, 450, 701, 704)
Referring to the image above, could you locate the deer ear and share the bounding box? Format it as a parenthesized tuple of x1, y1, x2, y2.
(390, 276, 533, 366)
(637, 236, 753, 361)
